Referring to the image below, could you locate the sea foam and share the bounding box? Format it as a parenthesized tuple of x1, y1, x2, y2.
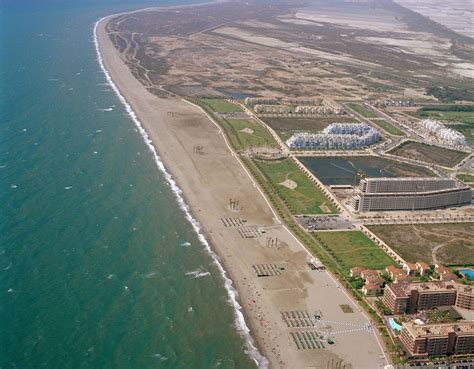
(94, 18, 269, 369)
(185, 268, 211, 279)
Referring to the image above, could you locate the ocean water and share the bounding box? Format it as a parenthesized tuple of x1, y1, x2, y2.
(0, 1, 260, 368)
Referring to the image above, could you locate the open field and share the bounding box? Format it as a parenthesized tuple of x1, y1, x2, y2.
(388, 141, 469, 167)
(457, 173, 474, 188)
(107, 0, 474, 102)
(370, 119, 405, 136)
(367, 223, 474, 265)
(196, 99, 279, 150)
(410, 105, 474, 124)
(418, 110, 474, 124)
(222, 118, 279, 150)
(313, 231, 397, 275)
(200, 98, 244, 113)
(448, 123, 474, 146)
(261, 116, 358, 141)
(347, 103, 378, 118)
(299, 156, 436, 186)
(396, 0, 474, 39)
(254, 158, 337, 215)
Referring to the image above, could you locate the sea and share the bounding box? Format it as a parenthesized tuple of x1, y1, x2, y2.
(0, 1, 262, 368)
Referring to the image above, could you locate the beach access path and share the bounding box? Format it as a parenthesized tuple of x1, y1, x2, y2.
(97, 15, 388, 369)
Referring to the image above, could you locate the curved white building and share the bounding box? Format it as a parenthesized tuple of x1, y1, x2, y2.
(286, 123, 380, 150)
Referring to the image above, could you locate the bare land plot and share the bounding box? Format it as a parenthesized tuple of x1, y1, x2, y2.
(388, 141, 469, 167)
(107, 1, 474, 102)
(313, 231, 397, 275)
(395, 0, 474, 39)
(367, 223, 474, 265)
(261, 116, 358, 141)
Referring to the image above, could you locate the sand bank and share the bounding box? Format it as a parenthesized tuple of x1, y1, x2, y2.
(96, 12, 389, 369)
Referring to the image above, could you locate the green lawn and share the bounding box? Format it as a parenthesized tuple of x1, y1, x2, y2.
(222, 119, 278, 150)
(313, 231, 397, 275)
(418, 110, 474, 124)
(200, 98, 243, 113)
(195, 98, 277, 150)
(371, 119, 405, 136)
(457, 173, 474, 187)
(347, 103, 378, 118)
(458, 173, 474, 182)
(448, 123, 474, 145)
(255, 159, 337, 215)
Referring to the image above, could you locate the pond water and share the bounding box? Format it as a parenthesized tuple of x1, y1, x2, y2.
(299, 156, 435, 185)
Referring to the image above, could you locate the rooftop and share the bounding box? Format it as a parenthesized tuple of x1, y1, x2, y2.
(387, 281, 473, 298)
(403, 321, 474, 338)
(416, 261, 430, 269)
(363, 177, 455, 182)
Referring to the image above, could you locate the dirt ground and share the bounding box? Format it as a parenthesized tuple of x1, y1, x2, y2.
(367, 223, 474, 265)
(106, 1, 473, 102)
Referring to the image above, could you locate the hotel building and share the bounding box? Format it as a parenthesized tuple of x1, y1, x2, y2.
(383, 281, 474, 315)
(400, 322, 474, 357)
(351, 177, 472, 212)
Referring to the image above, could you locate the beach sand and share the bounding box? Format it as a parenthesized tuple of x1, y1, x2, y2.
(96, 14, 389, 369)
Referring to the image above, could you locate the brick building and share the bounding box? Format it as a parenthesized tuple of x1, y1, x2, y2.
(400, 322, 474, 357)
(383, 281, 466, 314)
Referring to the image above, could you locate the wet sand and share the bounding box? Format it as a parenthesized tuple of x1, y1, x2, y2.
(96, 13, 389, 369)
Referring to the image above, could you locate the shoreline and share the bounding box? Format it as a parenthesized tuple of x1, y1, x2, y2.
(95, 8, 389, 368)
(93, 17, 269, 368)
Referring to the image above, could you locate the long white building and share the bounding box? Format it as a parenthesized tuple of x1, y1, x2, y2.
(418, 119, 466, 147)
(351, 177, 472, 212)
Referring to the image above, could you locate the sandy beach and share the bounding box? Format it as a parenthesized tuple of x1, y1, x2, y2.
(96, 12, 389, 369)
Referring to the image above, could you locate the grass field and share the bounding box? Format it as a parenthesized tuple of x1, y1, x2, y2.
(457, 173, 474, 188)
(261, 116, 358, 141)
(347, 103, 378, 118)
(370, 119, 405, 136)
(222, 118, 279, 150)
(200, 98, 243, 113)
(417, 110, 474, 124)
(447, 123, 474, 145)
(313, 231, 397, 274)
(389, 141, 469, 167)
(196, 99, 278, 150)
(254, 158, 337, 215)
(367, 223, 474, 265)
